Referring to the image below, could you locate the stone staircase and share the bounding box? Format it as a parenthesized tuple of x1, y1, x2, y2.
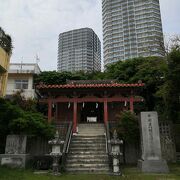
(66, 123, 110, 174)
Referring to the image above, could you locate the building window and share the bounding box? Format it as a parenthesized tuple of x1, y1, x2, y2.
(15, 79, 28, 89)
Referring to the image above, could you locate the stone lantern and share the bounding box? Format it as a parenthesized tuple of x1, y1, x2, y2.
(48, 130, 64, 175)
(110, 130, 123, 176)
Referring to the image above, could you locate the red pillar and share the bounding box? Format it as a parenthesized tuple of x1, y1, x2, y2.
(130, 96, 134, 112)
(48, 99, 52, 123)
(73, 101, 77, 133)
(55, 103, 58, 123)
(104, 100, 108, 124)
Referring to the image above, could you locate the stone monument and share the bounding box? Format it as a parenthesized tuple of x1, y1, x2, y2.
(0, 135, 30, 168)
(138, 112, 169, 173)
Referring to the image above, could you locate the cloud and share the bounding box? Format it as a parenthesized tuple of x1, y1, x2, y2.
(0, 0, 179, 70)
(159, 0, 180, 35)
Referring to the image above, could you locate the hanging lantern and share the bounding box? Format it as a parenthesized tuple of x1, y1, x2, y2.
(111, 102, 114, 109)
(124, 101, 127, 107)
(96, 103, 98, 109)
(68, 102, 71, 109)
(52, 103, 55, 109)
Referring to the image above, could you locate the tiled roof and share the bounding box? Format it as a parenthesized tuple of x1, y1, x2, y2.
(37, 83, 145, 89)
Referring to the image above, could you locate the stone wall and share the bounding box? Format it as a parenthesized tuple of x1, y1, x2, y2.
(159, 122, 176, 162)
(123, 143, 140, 164)
(27, 137, 50, 156)
(174, 124, 180, 152)
(112, 120, 177, 164)
(0, 135, 50, 168)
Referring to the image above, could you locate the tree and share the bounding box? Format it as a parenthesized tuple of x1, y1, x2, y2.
(0, 98, 54, 153)
(34, 71, 73, 85)
(34, 70, 106, 85)
(116, 111, 139, 143)
(155, 35, 180, 122)
(156, 46, 180, 123)
(9, 112, 55, 138)
(0, 27, 13, 55)
(10, 91, 37, 112)
(116, 111, 140, 164)
(105, 57, 168, 110)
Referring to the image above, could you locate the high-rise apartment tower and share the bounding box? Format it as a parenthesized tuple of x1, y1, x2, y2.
(102, 0, 164, 67)
(58, 28, 101, 72)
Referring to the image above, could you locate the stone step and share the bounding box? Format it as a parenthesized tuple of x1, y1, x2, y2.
(70, 146, 106, 150)
(66, 159, 109, 164)
(71, 140, 106, 144)
(66, 127, 109, 173)
(78, 128, 105, 130)
(68, 151, 107, 155)
(78, 128, 105, 131)
(66, 163, 109, 168)
(78, 128, 105, 129)
(69, 147, 106, 151)
(72, 135, 105, 139)
(67, 154, 108, 159)
(69, 145, 106, 151)
(78, 131, 104, 136)
(70, 143, 106, 148)
(78, 126, 105, 128)
(71, 142, 106, 145)
(69, 150, 106, 155)
(78, 123, 104, 126)
(72, 139, 106, 141)
(78, 131, 104, 133)
(78, 127, 105, 129)
(77, 131, 105, 134)
(76, 134, 105, 137)
(66, 167, 110, 174)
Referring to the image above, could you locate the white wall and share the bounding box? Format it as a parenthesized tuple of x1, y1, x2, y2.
(6, 74, 36, 99)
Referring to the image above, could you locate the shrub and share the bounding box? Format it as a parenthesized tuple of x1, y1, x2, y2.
(116, 111, 140, 143)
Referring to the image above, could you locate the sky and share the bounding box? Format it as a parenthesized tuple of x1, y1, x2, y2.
(0, 0, 180, 71)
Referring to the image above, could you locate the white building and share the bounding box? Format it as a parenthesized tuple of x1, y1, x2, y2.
(6, 63, 41, 99)
(102, 0, 164, 67)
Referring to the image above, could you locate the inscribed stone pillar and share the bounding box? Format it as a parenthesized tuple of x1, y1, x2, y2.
(138, 112, 169, 173)
(0, 135, 29, 168)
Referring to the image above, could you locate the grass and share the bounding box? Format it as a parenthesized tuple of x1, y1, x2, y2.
(0, 164, 179, 180)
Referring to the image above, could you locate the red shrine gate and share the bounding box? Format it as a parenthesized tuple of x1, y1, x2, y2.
(37, 81, 145, 133)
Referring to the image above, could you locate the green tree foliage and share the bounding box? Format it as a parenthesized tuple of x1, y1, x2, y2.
(116, 111, 139, 143)
(166, 48, 180, 123)
(0, 27, 13, 55)
(104, 57, 144, 82)
(35, 71, 82, 85)
(156, 47, 180, 122)
(34, 71, 72, 85)
(9, 112, 54, 137)
(10, 91, 37, 112)
(34, 70, 105, 85)
(0, 98, 54, 153)
(105, 57, 168, 110)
